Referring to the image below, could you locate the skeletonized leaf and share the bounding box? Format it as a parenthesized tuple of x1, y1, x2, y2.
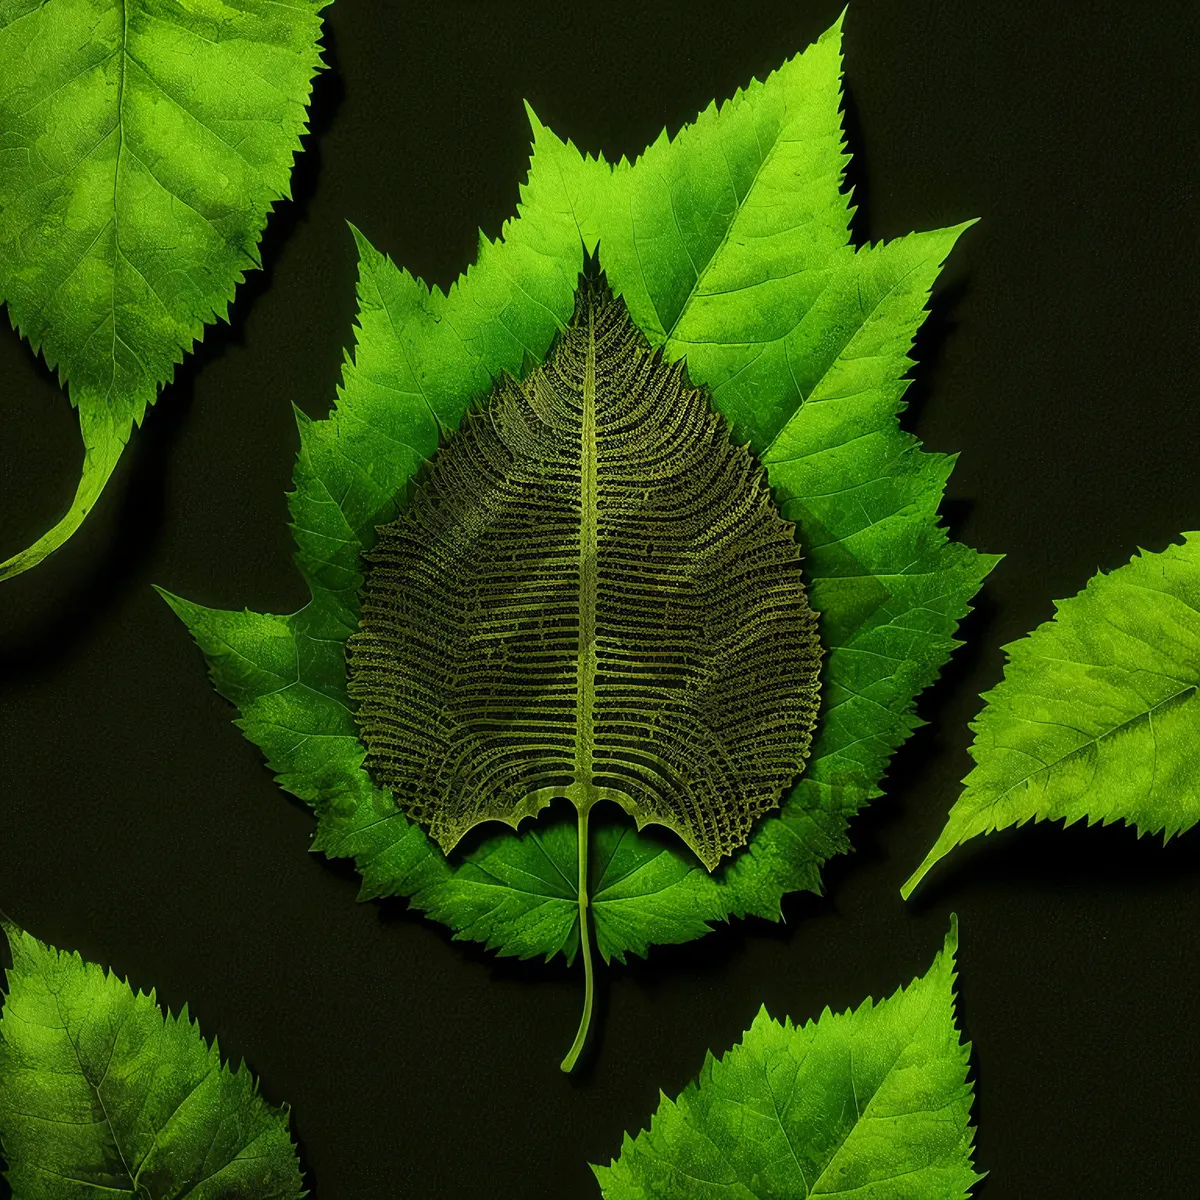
(903, 534, 1200, 897)
(0, 0, 331, 579)
(0, 924, 303, 1197)
(347, 270, 821, 870)
(593, 917, 981, 1200)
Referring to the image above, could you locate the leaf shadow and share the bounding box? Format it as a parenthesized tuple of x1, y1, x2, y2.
(904, 816, 1200, 912)
(840, 82, 874, 248)
(0, 388, 193, 682)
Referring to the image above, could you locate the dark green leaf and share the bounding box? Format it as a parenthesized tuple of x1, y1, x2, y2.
(0, 924, 303, 1198)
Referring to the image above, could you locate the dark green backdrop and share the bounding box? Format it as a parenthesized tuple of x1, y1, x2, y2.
(2, 1, 1197, 1196)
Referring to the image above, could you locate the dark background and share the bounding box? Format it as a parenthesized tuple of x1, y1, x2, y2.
(2, 1, 1197, 1196)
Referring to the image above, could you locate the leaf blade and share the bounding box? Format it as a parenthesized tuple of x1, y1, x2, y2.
(0, 0, 332, 576)
(0, 924, 304, 1198)
(345, 275, 823, 869)
(902, 534, 1200, 898)
(592, 917, 981, 1199)
(719, 226, 999, 919)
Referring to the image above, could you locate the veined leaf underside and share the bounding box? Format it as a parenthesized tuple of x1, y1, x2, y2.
(346, 271, 823, 872)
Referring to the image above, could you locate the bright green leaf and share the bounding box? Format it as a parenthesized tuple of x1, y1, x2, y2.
(165, 15, 995, 981)
(593, 916, 981, 1199)
(903, 534, 1200, 898)
(0, 0, 331, 579)
(0, 924, 304, 1197)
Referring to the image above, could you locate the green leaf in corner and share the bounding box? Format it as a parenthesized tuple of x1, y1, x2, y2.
(0, 923, 304, 1197)
(592, 917, 981, 1200)
(0, 0, 332, 580)
(903, 534, 1200, 897)
(163, 11, 997, 1058)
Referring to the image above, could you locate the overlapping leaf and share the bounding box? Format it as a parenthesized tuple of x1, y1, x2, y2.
(165, 14, 997, 967)
(0, 924, 303, 1197)
(904, 534, 1200, 897)
(0, 0, 331, 579)
(592, 917, 981, 1199)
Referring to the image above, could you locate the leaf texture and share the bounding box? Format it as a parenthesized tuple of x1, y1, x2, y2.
(164, 14, 997, 965)
(903, 534, 1200, 897)
(0, 0, 331, 579)
(0, 924, 303, 1198)
(347, 273, 821, 869)
(592, 917, 981, 1199)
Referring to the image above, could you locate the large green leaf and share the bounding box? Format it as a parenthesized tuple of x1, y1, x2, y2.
(903, 533, 1200, 897)
(164, 16, 996, 975)
(592, 917, 981, 1199)
(0, 0, 331, 579)
(0, 924, 303, 1197)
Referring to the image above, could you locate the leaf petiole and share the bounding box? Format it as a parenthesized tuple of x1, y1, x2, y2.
(0, 394, 128, 581)
(560, 803, 594, 1073)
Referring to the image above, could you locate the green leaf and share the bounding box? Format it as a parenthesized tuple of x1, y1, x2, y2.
(164, 15, 995, 974)
(903, 534, 1200, 898)
(592, 916, 981, 1199)
(0, 0, 331, 579)
(0, 924, 304, 1197)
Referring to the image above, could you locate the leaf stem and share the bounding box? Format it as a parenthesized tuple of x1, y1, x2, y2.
(0, 397, 128, 581)
(560, 803, 594, 1073)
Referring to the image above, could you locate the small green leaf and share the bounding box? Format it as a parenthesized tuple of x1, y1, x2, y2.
(0, 923, 304, 1197)
(903, 534, 1200, 897)
(593, 917, 981, 1199)
(0, 0, 332, 579)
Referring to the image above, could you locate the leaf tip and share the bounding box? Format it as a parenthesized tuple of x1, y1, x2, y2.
(153, 584, 193, 624)
(900, 853, 935, 901)
(901, 816, 964, 900)
(522, 98, 544, 133)
(347, 220, 379, 264)
(0, 915, 21, 955)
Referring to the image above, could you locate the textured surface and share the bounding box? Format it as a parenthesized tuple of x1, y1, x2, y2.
(347, 277, 821, 868)
(593, 919, 979, 1199)
(0, 926, 303, 1198)
(3, 0, 1199, 1195)
(904, 534, 1200, 896)
(165, 13, 995, 965)
(0, 0, 330, 578)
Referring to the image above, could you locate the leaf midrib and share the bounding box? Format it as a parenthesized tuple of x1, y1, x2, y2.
(106, 0, 129, 401)
(972, 682, 1199, 819)
(49, 984, 137, 1193)
(660, 119, 789, 344)
(573, 297, 600, 792)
